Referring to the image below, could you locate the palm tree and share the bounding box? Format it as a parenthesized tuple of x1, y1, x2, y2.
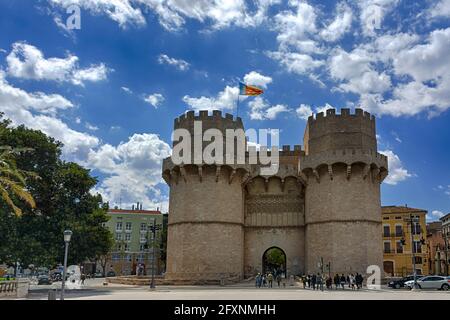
(0, 146, 36, 216)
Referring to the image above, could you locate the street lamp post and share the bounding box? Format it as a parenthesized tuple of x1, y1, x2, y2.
(149, 220, 161, 289)
(404, 214, 420, 290)
(60, 230, 72, 300)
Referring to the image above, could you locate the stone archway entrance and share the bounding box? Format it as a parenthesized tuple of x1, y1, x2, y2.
(262, 247, 286, 276)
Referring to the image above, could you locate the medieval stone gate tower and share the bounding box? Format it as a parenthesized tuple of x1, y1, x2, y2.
(162, 108, 388, 283)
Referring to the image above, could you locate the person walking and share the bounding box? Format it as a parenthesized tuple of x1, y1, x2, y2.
(317, 273, 324, 291)
(262, 274, 266, 287)
(326, 276, 332, 290)
(255, 273, 261, 288)
(301, 275, 307, 289)
(276, 274, 281, 287)
(340, 274, 346, 290)
(311, 273, 317, 290)
(267, 273, 273, 288)
(80, 273, 86, 285)
(333, 273, 340, 290)
(307, 274, 311, 288)
(350, 274, 355, 290)
(356, 273, 363, 290)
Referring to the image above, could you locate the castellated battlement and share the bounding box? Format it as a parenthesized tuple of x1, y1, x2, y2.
(174, 110, 244, 131)
(304, 108, 377, 155)
(307, 108, 375, 123)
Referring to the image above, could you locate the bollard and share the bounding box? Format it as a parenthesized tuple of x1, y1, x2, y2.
(48, 289, 56, 300)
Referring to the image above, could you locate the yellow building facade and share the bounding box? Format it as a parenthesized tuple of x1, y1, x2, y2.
(382, 206, 429, 277)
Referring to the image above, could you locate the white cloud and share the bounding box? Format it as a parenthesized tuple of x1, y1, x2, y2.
(267, 51, 324, 75)
(273, 1, 318, 52)
(85, 122, 99, 131)
(183, 86, 240, 112)
(265, 104, 289, 120)
(53, 14, 76, 38)
(0, 71, 99, 161)
(248, 96, 288, 120)
(121, 86, 132, 94)
(320, 2, 353, 42)
(329, 48, 391, 95)
(359, 28, 450, 117)
(379, 149, 412, 185)
(158, 54, 190, 71)
(88, 133, 171, 209)
(144, 93, 165, 108)
(48, 0, 146, 28)
(430, 0, 450, 18)
(48, 0, 280, 31)
(0, 71, 73, 115)
(6, 42, 109, 86)
(0, 61, 171, 210)
(427, 210, 445, 221)
(296, 103, 313, 120)
(243, 71, 272, 89)
(358, 0, 399, 37)
(314, 103, 334, 115)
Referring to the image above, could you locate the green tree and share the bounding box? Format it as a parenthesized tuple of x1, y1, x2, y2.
(0, 146, 36, 216)
(265, 248, 285, 266)
(0, 113, 113, 269)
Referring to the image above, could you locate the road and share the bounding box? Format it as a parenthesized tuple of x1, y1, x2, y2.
(22, 278, 450, 300)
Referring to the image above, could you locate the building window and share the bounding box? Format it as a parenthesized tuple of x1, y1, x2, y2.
(138, 254, 145, 262)
(116, 222, 122, 232)
(412, 222, 421, 235)
(125, 254, 132, 262)
(115, 233, 122, 241)
(125, 222, 132, 231)
(140, 223, 147, 232)
(413, 256, 422, 264)
(116, 244, 122, 251)
(396, 241, 403, 253)
(140, 244, 146, 252)
(125, 233, 131, 241)
(383, 225, 390, 237)
(395, 225, 403, 237)
(124, 244, 130, 252)
(384, 241, 391, 253)
(413, 241, 422, 253)
(140, 234, 147, 243)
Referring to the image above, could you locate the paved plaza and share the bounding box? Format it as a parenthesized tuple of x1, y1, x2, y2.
(19, 279, 450, 300)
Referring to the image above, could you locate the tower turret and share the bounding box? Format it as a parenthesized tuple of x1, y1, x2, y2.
(162, 110, 249, 283)
(301, 108, 388, 275)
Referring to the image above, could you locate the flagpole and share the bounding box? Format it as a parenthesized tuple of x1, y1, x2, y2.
(236, 94, 240, 118)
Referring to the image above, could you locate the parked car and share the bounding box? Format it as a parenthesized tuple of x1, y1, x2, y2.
(405, 276, 450, 290)
(37, 275, 52, 285)
(94, 272, 104, 278)
(388, 275, 417, 289)
(106, 271, 116, 277)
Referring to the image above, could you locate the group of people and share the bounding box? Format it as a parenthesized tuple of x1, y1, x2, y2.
(301, 273, 364, 291)
(255, 272, 285, 288)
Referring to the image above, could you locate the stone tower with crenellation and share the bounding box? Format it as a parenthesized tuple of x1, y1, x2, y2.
(162, 108, 388, 284)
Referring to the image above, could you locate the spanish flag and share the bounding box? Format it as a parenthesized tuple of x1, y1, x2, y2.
(239, 82, 264, 96)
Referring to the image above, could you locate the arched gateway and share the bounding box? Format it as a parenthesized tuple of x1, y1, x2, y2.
(262, 247, 286, 276)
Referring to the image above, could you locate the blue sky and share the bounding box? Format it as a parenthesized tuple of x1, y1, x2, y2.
(0, 0, 449, 220)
